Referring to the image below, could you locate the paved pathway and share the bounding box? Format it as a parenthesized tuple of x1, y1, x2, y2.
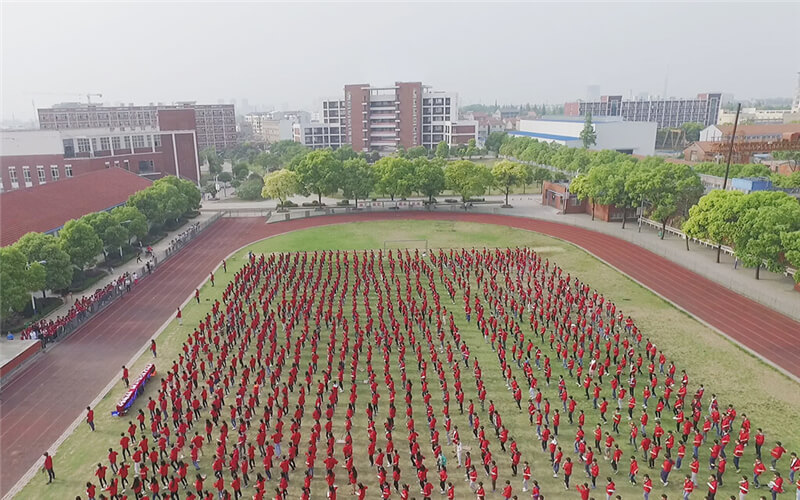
(3, 211, 799, 497)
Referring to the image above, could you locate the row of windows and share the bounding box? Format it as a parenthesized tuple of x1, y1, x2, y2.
(6, 164, 73, 188)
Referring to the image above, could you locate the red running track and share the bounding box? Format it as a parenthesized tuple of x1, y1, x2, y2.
(2, 212, 798, 496)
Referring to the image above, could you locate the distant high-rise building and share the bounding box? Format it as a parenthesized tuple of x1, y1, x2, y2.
(564, 93, 722, 128)
(37, 102, 238, 151)
(792, 72, 800, 113)
(295, 82, 477, 154)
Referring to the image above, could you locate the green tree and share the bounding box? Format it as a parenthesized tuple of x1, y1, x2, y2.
(0, 246, 34, 318)
(59, 219, 103, 271)
(200, 147, 223, 175)
(262, 169, 300, 206)
(444, 160, 493, 202)
(531, 167, 552, 189)
(771, 171, 800, 188)
(339, 158, 375, 206)
(406, 146, 428, 159)
(680, 122, 705, 142)
(110, 206, 148, 245)
(491, 160, 527, 206)
(333, 145, 358, 162)
(625, 161, 702, 238)
(153, 176, 201, 213)
(270, 140, 308, 167)
(435, 141, 450, 159)
(571, 169, 606, 220)
(232, 162, 250, 180)
(781, 231, 800, 283)
(82, 212, 129, 259)
(373, 157, 415, 201)
(254, 152, 283, 172)
(734, 198, 800, 279)
(14, 233, 73, 298)
(414, 157, 446, 203)
(580, 112, 597, 149)
(465, 139, 477, 159)
(292, 149, 342, 205)
(485, 131, 507, 154)
(236, 178, 265, 200)
(682, 190, 744, 262)
(26, 261, 46, 305)
(128, 187, 166, 228)
(152, 183, 187, 224)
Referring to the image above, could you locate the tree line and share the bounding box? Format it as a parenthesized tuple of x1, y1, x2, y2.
(683, 190, 800, 280)
(0, 177, 201, 323)
(261, 150, 557, 208)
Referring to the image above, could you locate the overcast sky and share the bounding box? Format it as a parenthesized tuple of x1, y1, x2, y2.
(2, 2, 799, 122)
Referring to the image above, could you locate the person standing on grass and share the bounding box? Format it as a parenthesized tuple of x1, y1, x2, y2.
(708, 474, 719, 500)
(576, 483, 591, 500)
(86, 406, 95, 431)
(150, 339, 157, 357)
(195, 288, 200, 304)
(683, 474, 694, 499)
(563, 457, 573, 490)
(605, 477, 616, 500)
(210, 271, 215, 287)
(42, 451, 55, 484)
(176, 307, 182, 326)
(738, 476, 750, 500)
(642, 473, 653, 500)
(771, 442, 788, 471)
(768, 472, 784, 500)
(222, 259, 227, 273)
(122, 365, 129, 387)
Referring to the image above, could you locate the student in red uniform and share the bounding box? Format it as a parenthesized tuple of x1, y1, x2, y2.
(576, 482, 591, 500)
(86, 406, 95, 431)
(768, 472, 784, 500)
(121, 365, 129, 387)
(771, 442, 788, 471)
(640, 474, 652, 500)
(605, 477, 616, 500)
(738, 475, 749, 500)
(42, 452, 55, 484)
(682, 474, 694, 500)
(563, 457, 573, 490)
(501, 480, 513, 500)
(707, 475, 718, 500)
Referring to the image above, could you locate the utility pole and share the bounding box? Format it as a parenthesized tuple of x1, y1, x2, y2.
(716, 102, 741, 263)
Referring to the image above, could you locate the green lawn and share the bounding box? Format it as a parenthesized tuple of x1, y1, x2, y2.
(18, 221, 799, 500)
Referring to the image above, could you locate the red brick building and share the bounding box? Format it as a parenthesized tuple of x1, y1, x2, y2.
(302, 82, 477, 155)
(541, 180, 624, 221)
(38, 102, 237, 152)
(1, 109, 199, 193)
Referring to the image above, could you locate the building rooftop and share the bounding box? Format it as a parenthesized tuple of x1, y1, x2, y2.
(715, 123, 800, 136)
(509, 130, 580, 141)
(0, 168, 152, 246)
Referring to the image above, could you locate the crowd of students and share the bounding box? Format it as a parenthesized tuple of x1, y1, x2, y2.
(64, 247, 798, 500)
(166, 223, 201, 256)
(17, 272, 142, 345)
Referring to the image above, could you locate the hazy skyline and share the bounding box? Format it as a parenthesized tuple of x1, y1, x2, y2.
(2, 2, 799, 122)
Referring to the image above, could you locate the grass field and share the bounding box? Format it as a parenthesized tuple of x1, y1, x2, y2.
(17, 220, 799, 500)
